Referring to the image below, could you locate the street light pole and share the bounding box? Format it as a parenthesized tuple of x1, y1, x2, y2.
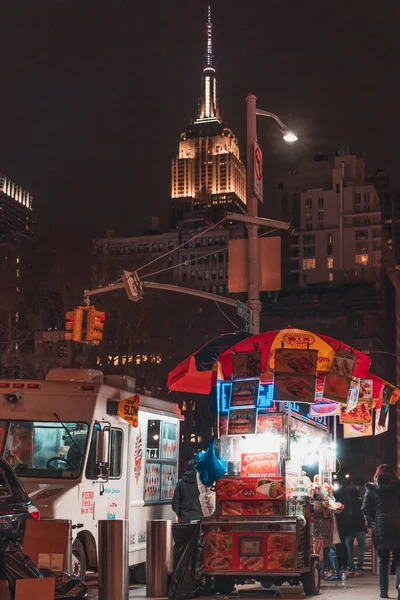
(246, 94, 261, 335)
(246, 95, 298, 335)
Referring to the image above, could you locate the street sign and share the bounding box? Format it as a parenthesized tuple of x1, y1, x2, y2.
(253, 142, 263, 203)
(237, 301, 252, 333)
(118, 394, 140, 427)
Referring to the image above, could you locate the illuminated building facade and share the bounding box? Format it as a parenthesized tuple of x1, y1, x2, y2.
(0, 174, 33, 241)
(170, 7, 246, 227)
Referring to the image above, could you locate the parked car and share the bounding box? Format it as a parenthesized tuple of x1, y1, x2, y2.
(0, 458, 39, 540)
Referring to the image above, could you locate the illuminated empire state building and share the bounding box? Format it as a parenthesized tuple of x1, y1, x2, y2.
(169, 7, 246, 227)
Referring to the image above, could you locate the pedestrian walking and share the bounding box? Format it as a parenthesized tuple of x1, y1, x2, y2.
(362, 464, 400, 598)
(343, 480, 367, 573)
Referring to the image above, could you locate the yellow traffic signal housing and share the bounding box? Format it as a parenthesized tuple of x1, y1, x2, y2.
(65, 307, 84, 342)
(86, 306, 106, 346)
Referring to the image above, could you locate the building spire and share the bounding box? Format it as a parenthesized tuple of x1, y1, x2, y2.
(206, 5, 213, 67)
(195, 5, 220, 122)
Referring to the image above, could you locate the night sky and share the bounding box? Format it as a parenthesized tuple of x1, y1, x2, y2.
(1, 0, 399, 238)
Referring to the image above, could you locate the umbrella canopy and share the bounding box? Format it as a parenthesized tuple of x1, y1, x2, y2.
(167, 332, 249, 394)
(217, 328, 372, 382)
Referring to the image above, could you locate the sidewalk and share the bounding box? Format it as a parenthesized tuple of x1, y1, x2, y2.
(89, 573, 396, 600)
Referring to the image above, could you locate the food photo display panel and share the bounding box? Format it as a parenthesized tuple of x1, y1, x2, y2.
(230, 379, 260, 408)
(228, 408, 257, 435)
(274, 348, 317, 403)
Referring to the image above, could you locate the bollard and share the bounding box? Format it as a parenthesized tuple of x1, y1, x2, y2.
(146, 520, 173, 597)
(99, 520, 129, 600)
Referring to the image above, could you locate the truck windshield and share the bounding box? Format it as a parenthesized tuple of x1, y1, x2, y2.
(0, 420, 89, 479)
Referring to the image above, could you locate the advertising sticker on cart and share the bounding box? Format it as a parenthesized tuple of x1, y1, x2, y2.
(216, 477, 285, 500)
(203, 530, 297, 572)
(240, 452, 279, 477)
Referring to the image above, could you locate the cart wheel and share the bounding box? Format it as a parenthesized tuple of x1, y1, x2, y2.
(261, 581, 273, 589)
(302, 560, 320, 596)
(214, 576, 236, 595)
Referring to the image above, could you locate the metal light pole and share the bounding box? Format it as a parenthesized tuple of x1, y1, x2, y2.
(246, 94, 298, 334)
(246, 94, 261, 335)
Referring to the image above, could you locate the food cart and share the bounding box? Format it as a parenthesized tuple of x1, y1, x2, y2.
(201, 380, 336, 595)
(167, 328, 400, 596)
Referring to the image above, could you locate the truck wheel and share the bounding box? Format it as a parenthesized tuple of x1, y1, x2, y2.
(214, 576, 236, 595)
(72, 539, 87, 581)
(302, 560, 320, 596)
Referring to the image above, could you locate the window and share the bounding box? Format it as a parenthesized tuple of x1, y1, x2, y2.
(197, 270, 203, 280)
(3, 421, 89, 479)
(197, 256, 203, 265)
(356, 254, 369, 265)
(158, 243, 164, 252)
(355, 230, 368, 241)
(305, 198, 312, 209)
(303, 258, 316, 270)
(144, 244, 149, 252)
(364, 191, 370, 212)
(218, 253, 224, 264)
(354, 193, 361, 213)
(329, 272, 334, 282)
(57, 341, 68, 358)
(219, 268, 224, 279)
(327, 257, 334, 269)
(168, 241, 174, 250)
(204, 270, 210, 280)
(318, 197, 324, 209)
(144, 420, 178, 503)
(152, 243, 158, 252)
(190, 270, 195, 280)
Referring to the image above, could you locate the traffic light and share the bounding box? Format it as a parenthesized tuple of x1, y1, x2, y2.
(85, 306, 106, 346)
(65, 307, 84, 342)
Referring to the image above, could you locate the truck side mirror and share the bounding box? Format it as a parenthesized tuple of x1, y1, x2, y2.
(95, 428, 110, 480)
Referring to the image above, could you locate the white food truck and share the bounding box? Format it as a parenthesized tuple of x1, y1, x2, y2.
(0, 368, 182, 581)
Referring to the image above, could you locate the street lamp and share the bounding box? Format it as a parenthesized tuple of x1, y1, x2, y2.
(246, 94, 298, 334)
(255, 107, 298, 143)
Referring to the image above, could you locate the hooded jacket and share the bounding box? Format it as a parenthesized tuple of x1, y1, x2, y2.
(362, 472, 400, 551)
(172, 468, 215, 523)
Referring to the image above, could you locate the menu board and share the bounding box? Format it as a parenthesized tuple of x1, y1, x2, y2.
(323, 350, 355, 403)
(161, 464, 176, 501)
(144, 463, 161, 502)
(359, 379, 373, 404)
(161, 422, 177, 460)
(231, 379, 260, 408)
(203, 530, 296, 572)
(340, 402, 371, 425)
(342, 423, 373, 439)
(274, 349, 317, 404)
(232, 352, 261, 379)
(216, 477, 285, 500)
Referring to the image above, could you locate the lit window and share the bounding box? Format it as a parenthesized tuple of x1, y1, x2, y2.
(16, 269, 20, 278)
(16, 257, 20, 264)
(136, 355, 141, 365)
(327, 257, 334, 269)
(15, 312, 19, 322)
(329, 272, 334, 282)
(113, 356, 119, 366)
(356, 254, 369, 265)
(303, 258, 316, 270)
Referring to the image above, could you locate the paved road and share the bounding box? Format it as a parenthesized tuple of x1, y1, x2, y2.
(87, 573, 396, 600)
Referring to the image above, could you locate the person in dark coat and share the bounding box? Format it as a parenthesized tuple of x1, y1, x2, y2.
(172, 453, 215, 523)
(343, 481, 367, 572)
(362, 464, 400, 598)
